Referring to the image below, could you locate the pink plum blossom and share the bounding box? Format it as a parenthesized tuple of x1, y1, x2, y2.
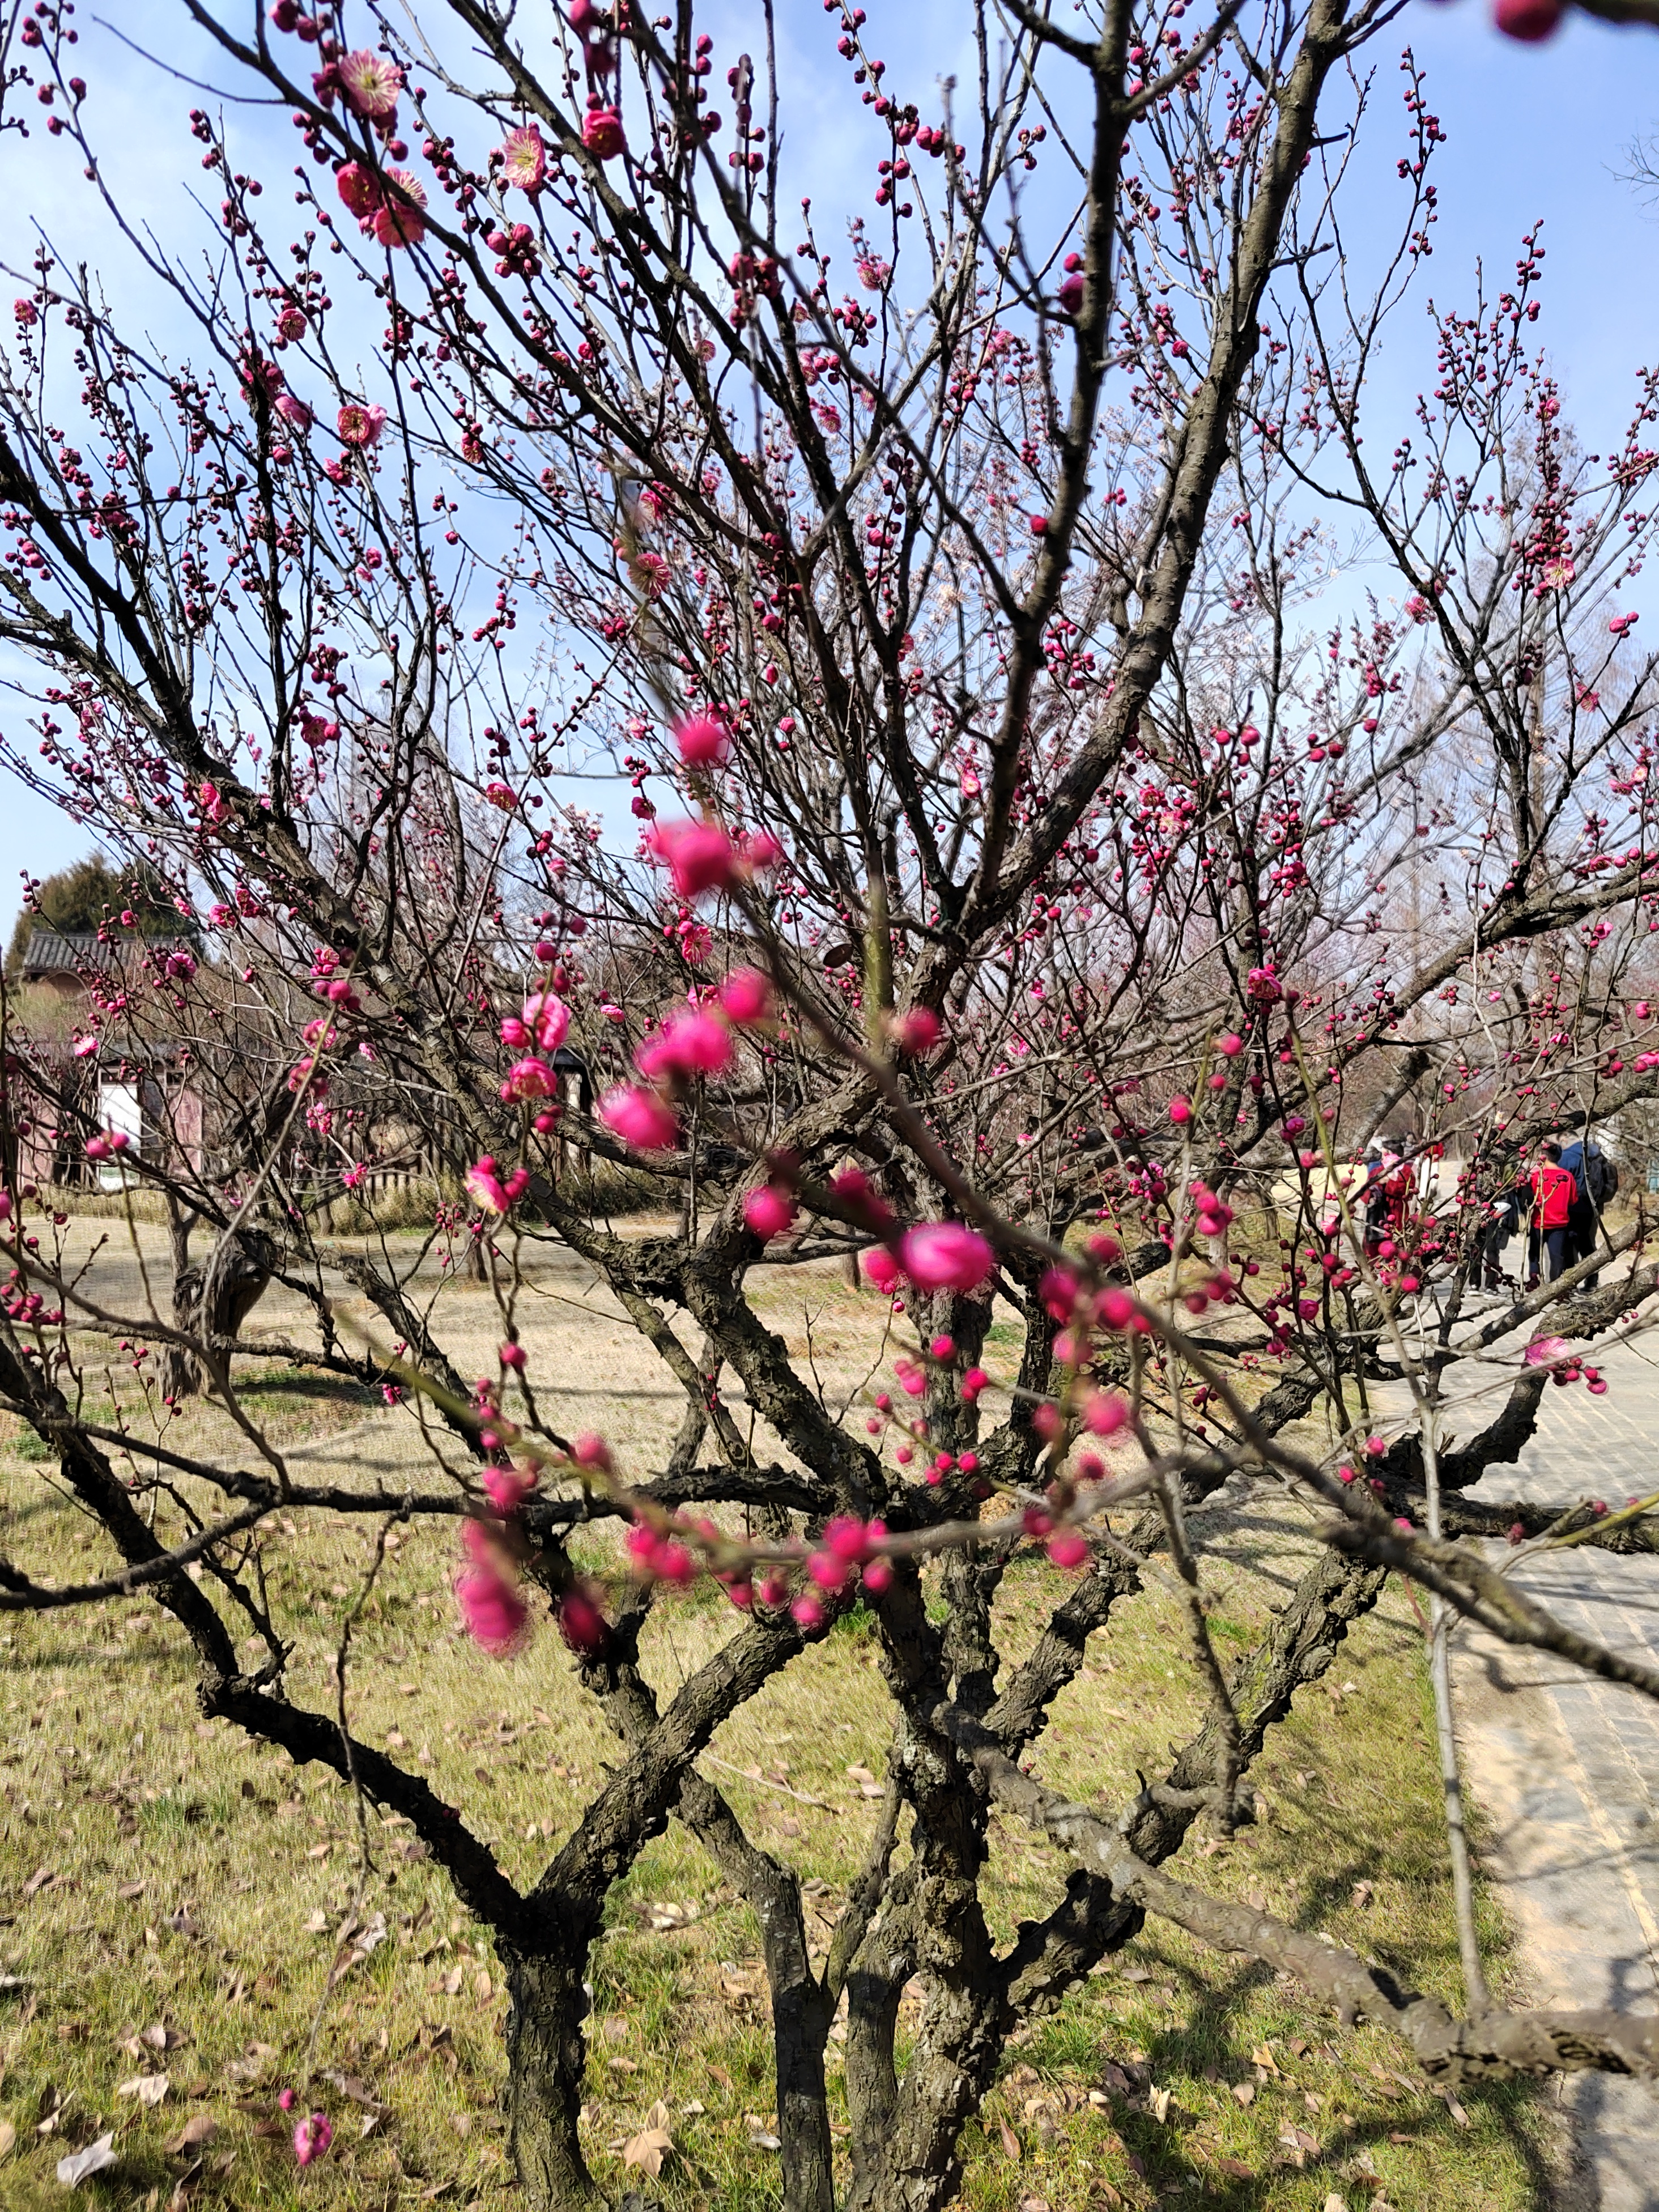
(499, 122, 548, 193)
(598, 1083, 678, 1151)
(635, 1011, 732, 1081)
(521, 991, 571, 1050)
(337, 401, 386, 449)
(501, 1056, 556, 1102)
(720, 967, 772, 1025)
(675, 713, 729, 768)
(744, 1184, 797, 1240)
(465, 1156, 509, 1213)
(645, 819, 737, 898)
(293, 2111, 334, 2165)
(889, 1006, 942, 1056)
(455, 1520, 530, 1655)
(373, 168, 428, 249)
(336, 161, 381, 221)
(338, 48, 404, 117)
(899, 1222, 995, 1294)
(862, 1247, 901, 1294)
(582, 104, 626, 159)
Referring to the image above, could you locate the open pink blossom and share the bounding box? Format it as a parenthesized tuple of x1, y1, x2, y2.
(599, 1082, 678, 1151)
(336, 161, 382, 222)
(743, 1184, 797, 1240)
(675, 713, 729, 768)
(274, 390, 314, 433)
(1524, 1334, 1571, 1366)
(899, 1222, 995, 1294)
(499, 122, 547, 193)
(720, 967, 772, 1026)
(373, 168, 428, 249)
(501, 1056, 555, 1102)
(337, 401, 386, 449)
(465, 1156, 509, 1213)
(645, 818, 737, 898)
(636, 1011, 732, 1082)
(581, 104, 627, 160)
(521, 990, 571, 1050)
(482, 1464, 536, 1515)
(455, 1521, 530, 1656)
(338, 48, 405, 117)
(293, 2111, 334, 2166)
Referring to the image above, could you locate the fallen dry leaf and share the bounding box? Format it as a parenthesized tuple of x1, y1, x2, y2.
(21, 1866, 55, 1899)
(998, 2117, 1021, 2160)
(1231, 2082, 1256, 2108)
(164, 2115, 217, 2154)
(0, 2119, 12, 2159)
(622, 2100, 675, 2179)
(56, 2134, 116, 2187)
(1215, 2156, 1257, 2180)
(117, 2073, 170, 2107)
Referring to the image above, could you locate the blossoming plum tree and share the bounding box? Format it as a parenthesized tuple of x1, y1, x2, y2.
(3, 1, 1659, 2207)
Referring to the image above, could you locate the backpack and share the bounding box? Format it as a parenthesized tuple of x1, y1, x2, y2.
(1586, 1148, 1619, 1206)
(1568, 1143, 1618, 1207)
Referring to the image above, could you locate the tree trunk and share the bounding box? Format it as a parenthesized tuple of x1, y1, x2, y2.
(503, 1949, 618, 2210)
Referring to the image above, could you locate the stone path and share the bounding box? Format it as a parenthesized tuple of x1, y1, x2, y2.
(1444, 1311, 1659, 2210)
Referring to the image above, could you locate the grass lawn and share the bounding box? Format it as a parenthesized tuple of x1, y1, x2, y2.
(0, 1238, 1562, 2209)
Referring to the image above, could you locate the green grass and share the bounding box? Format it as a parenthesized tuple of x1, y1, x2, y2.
(0, 1282, 1559, 2209)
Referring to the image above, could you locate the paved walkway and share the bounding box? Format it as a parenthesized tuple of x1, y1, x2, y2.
(1441, 1311, 1659, 2209)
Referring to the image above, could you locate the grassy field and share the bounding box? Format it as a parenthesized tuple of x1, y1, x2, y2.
(0, 1233, 1563, 2210)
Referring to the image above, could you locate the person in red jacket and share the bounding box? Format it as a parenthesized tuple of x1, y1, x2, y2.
(1529, 1141, 1575, 1287)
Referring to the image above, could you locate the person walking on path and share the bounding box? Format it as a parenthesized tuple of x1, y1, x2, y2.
(1530, 1141, 1576, 1286)
(1558, 1127, 1618, 1293)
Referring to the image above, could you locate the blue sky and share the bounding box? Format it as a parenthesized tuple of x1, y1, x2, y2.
(0, 0, 1655, 941)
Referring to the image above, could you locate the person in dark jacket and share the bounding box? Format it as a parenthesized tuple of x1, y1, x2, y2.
(1558, 1131, 1617, 1293)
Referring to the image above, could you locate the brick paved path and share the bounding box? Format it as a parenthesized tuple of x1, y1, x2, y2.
(1435, 1312, 1659, 2209)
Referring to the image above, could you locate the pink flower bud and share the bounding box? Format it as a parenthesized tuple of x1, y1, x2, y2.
(1082, 1389, 1127, 1437)
(558, 1589, 608, 1653)
(455, 1522, 530, 1656)
(863, 1247, 901, 1294)
(1168, 1095, 1192, 1124)
(1494, 0, 1562, 39)
(1040, 1266, 1080, 1322)
(743, 1184, 797, 1240)
(862, 1555, 894, 1594)
(635, 1011, 732, 1081)
(571, 1432, 613, 1472)
(961, 1366, 988, 1401)
(1047, 1533, 1089, 1569)
(1217, 1032, 1243, 1057)
(890, 1006, 942, 1056)
(500, 1341, 527, 1371)
(930, 1334, 955, 1360)
(675, 714, 729, 768)
(791, 1593, 826, 1628)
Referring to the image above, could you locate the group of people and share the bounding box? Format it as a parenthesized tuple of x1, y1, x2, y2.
(1358, 1130, 1620, 1295)
(1504, 1133, 1619, 1291)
